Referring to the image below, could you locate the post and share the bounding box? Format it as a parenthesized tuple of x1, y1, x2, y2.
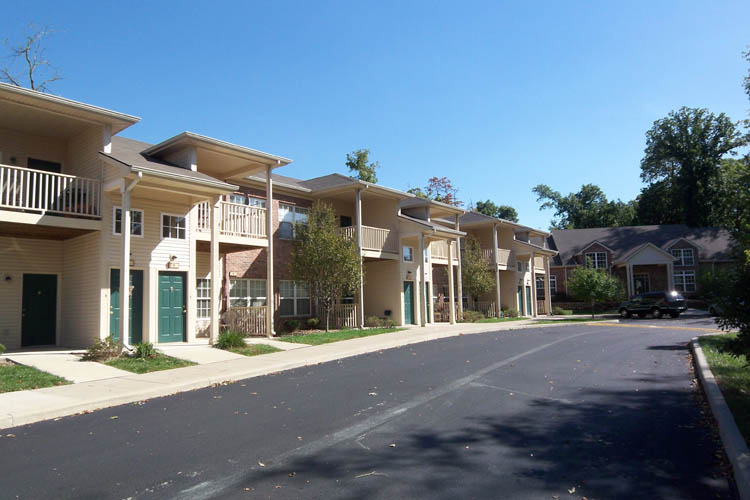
(454, 214, 463, 320)
(544, 256, 552, 316)
(448, 240, 456, 325)
(355, 188, 365, 328)
(530, 253, 537, 317)
(493, 223, 501, 317)
(210, 195, 221, 344)
(417, 233, 425, 327)
(119, 185, 131, 347)
(626, 264, 634, 297)
(667, 263, 674, 291)
(266, 165, 275, 337)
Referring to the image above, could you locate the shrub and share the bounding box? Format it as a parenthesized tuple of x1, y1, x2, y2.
(284, 320, 300, 332)
(502, 308, 519, 318)
(552, 306, 565, 316)
(463, 310, 484, 323)
(365, 316, 383, 328)
(215, 331, 246, 350)
(82, 336, 121, 361)
(384, 320, 396, 328)
(306, 318, 320, 329)
(134, 342, 156, 359)
(0, 343, 5, 355)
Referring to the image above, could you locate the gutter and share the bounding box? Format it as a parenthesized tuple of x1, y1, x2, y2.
(130, 165, 238, 191)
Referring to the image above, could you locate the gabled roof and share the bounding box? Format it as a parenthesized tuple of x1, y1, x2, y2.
(549, 224, 736, 266)
(615, 242, 675, 264)
(459, 211, 550, 236)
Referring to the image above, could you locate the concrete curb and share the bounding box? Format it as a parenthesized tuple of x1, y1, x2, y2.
(0, 320, 610, 430)
(690, 337, 750, 500)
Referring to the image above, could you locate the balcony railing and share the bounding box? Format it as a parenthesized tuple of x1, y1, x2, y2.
(339, 225, 398, 254)
(534, 256, 545, 270)
(197, 201, 267, 239)
(430, 240, 459, 261)
(479, 247, 514, 267)
(319, 303, 359, 329)
(0, 164, 101, 218)
(225, 306, 268, 336)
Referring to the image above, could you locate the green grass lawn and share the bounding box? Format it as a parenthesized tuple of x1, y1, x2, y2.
(699, 334, 750, 445)
(278, 327, 403, 345)
(226, 344, 282, 357)
(475, 317, 526, 324)
(0, 363, 70, 393)
(105, 354, 196, 374)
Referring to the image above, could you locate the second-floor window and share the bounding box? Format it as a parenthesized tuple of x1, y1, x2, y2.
(230, 194, 266, 208)
(162, 214, 186, 239)
(113, 207, 143, 236)
(279, 204, 309, 239)
(585, 252, 607, 269)
(516, 261, 523, 272)
(670, 248, 694, 266)
(403, 246, 414, 262)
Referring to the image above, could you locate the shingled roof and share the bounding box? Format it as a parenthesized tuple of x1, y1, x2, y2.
(548, 225, 736, 266)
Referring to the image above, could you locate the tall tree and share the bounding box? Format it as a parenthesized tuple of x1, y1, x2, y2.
(1, 23, 61, 92)
(475, 200, 519, 222)
(289, 201, 362, 331)
(345, 149, 379, 183)
(408, 177, 462, 206)
(532, 183, 636, 229)
(461, 235, 494, 309)
(640, 107, 746, 226)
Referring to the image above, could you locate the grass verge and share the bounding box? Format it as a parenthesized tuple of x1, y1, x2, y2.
(105, 354, 196, 374)
(475, 317, 526, 324)
(278, 328, 403, 345)
(226, 344, 282, 357)
(0, 364, 69, 393)
(698, 333, 750, 445)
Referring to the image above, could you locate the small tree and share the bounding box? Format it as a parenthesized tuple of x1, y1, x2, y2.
(566, 266, 623, 318)
(346, 149, 379, 183)
(461, 235, 494, 310)
(1, 23, 62, 92)
(289, 201, 362, 331)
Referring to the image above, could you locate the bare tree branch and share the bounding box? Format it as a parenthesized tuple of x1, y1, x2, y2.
(1, 23, 62, 93)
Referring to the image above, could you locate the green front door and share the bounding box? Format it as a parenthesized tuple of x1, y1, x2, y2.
(526, 286, 532, 317)
(110, 269, 143, 344)
(404, 281, 415, 325)
(517, 286, 524, 316)
(22, 274, 57, 346)
(159, 272, 185, 343)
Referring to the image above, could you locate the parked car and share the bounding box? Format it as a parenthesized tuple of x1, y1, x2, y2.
(619, 291, 687, 319)
(708, 303, 724, 316)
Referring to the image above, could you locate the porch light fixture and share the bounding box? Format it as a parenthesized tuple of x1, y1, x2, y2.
(167, 255, 180, 269)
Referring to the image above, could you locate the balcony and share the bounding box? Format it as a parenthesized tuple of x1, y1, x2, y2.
(196, 200, 268, 245)
(430, 240, 459, 263)
(475, 247, 514, 268)
(339, 225, 399, 257)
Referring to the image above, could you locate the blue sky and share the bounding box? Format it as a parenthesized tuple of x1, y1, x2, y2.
(2, 1, 749, 230)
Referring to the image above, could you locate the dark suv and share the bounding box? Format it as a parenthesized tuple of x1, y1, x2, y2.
(619, 291, 687, 319)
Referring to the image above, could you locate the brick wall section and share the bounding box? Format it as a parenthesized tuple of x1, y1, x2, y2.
(223, 187, 313, 329)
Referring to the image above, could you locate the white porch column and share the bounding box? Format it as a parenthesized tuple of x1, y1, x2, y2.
(355, 188, 365, 328)
(667, 263, 674, 291)
(119, 173, 141, 348)
(530, 253, 537, 317)
(448, 240, 456, 325)
(626, 264, 634, 297)
(266, 165, 275, 337)
(544, 256, 552, 316)
(493, 223, 501, 317)
(454, 214, 463, 320)
(210, 195, 221, 344)
(417, 233, 425, 327)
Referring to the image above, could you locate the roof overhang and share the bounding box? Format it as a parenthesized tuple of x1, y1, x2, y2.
(398, 214, 466, 238)
(512, 239, 557, 256)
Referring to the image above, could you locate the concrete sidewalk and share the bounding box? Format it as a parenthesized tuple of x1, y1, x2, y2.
(4, 352, 131, 383)
(0, 318, 598, 429)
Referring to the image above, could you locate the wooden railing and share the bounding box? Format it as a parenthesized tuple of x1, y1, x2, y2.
(0, 164, 101, 218)
(339, 225, 398, 254)
(433, 301, 460, 322)
(478, 248, 514, 267)
(466, 301, 497, 318)
(534, 256, 546, 270)
(225, 306, 268, 336)
(430, 240, 459, 261)
(319, 303, 358, 329)
(196, 201, 267, 239)
(537, 300, 547, 315)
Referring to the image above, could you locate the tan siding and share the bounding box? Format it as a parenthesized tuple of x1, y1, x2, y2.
(363, 259, 402, 324)
(65, 126, 104, 180)
(0, 127, 67, 169)
(62, 232, 102, 347)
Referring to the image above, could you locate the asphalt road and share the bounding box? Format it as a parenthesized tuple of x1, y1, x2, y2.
(0, 322, 735, 499)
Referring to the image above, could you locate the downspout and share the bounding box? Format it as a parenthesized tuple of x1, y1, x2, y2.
(119, 171, 142, 351)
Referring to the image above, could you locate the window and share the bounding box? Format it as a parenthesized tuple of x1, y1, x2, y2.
(674, 271, 696, 292)
(549, 275, 557, 295)
(279, 204, 309, 239)
(339, 215, 352, 227)
(585, 252, 607, 269)
(536, 276, 545, 300)
(670, 248, 695, 266)
(230, 194, 267, 208)
(280, 281, 310, 316)
(229, 279, 266, 307)
(113, 207, 143, 236)
(162, 214, 186, 239)
(516, 261, 523, 272)
(403, 246, 414, 262)
(197, 279, 211, 319)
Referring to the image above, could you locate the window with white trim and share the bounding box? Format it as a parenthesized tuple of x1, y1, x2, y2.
(549, 275, 557, 295)
(279, 204, 309, 239)
(229, 194, 266, 208)
(670, 248, 695, 266)
(279, 281, 311, 316)
(113, 207, 143, 236)
(229, 279, 267, 307)
(674, 271, 696, 292)
(403, 246, 414, 262)
(197, 279, 211, 319)
(585, 252, 607, 269)
(162, 214, 186, 239)
(535, 276, 545, 300)
(516, 261, 523, 272)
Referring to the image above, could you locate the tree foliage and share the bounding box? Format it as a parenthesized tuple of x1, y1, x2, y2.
(566, 266, 624, 318)
(475, 199, 519, 222)
(408, 177, 462, 206)
(461, 235, 494, 304)
(289, 201, 362, 331)
(639, 107, 747, 226)
(532, 183, 636, 230)
(345, 149, 379, 183)
(1, 23, 61, 93)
